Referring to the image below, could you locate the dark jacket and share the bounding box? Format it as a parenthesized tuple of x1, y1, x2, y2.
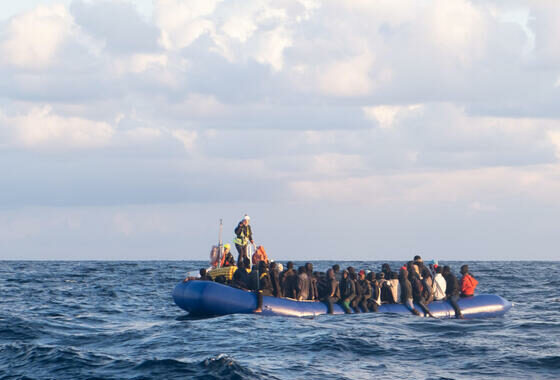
(282, 269, 298, 299)
(400, 276, 413, 302)
(358, 279, 372, 300)
(340, 276, 356, 303)
(270, 269, 282, 297)
(259, 272, 274, 296)
(410, 274, 425, 303)
(234, 223, 253, 245)
(232, 267, 248, 289)
(325, 278, 340, 300)
(445, 272, 460, 297)
(247, 270, 259, 291)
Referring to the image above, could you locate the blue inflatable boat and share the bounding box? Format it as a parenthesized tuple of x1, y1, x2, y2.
(173, 280, 512, 319)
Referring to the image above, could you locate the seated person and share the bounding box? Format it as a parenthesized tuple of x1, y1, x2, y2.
(220, 244, 236, 267)
(199, 268, 212, 281)
(252, 245, 269, 266)
(232, 260, 249, 289)
(460, 265, 478, 297)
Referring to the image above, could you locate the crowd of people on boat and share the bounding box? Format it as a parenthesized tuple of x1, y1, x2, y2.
(190, 215, 479, 318)
(197, 254, 478, 318)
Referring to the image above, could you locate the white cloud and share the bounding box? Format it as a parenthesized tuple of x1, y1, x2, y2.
(253, 26, 292, 71)
(1, 5, 74, 68)
(363, 104, 423, 129)
(171, 129, 198, 151)
(317, 52, 374, 97)
(155, 0, 222, 50)
(1, 106, 114, 149)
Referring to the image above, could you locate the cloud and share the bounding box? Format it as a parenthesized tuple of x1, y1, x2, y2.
(1, 105, 114, 149)
(1, 5, 74, 69)
(1, 1, 560, 259)
(70, 0, 160, 53)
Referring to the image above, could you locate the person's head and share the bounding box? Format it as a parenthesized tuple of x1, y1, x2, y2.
(460, 264, 469, 275)
(414, 255, 422, 262)
(269, 261, 277, 271)
(399, 267, 408, 280)
(359, 270, 366, 280)
(435, 266, 443, 274)
(332, 264, 340, 273)
(366, 272, 375, 281)
(350, 272, 357, 281)
(442, 265, 451, 276)
(405, 261, 414, 274)
(327, 268, 335, 279)
(305, 262, 313, 273)
(391, 271, 399, 280)
(381, 263, 391, 272)
(242, 214, 250, 225)
(200, 268, 207, 277)
(347, 266, 355, 275)
(298, 266, 306, 274)
(223, 243, 230, 253)
(342, 270, 349, 279)
(376, 272, 385, 280)
(287, 261, 294, 270)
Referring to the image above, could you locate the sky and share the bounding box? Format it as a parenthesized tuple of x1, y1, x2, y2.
(1, 0, 559, 261)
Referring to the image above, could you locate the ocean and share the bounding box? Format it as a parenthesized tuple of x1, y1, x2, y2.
(0, 260, 559, 380)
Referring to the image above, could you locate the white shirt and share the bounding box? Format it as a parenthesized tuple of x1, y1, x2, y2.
(433, 273, 447, 301)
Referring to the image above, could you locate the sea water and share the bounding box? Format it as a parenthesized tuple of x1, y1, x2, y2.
(1, 260, 559, 379)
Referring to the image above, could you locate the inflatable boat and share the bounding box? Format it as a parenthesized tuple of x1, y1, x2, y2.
(173, 280, 512, 319)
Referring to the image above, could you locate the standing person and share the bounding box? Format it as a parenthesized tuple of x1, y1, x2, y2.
(460, 265, 478, 297)
(234, 214, 254, 265)
(322, 269, 340, 314)
(443, 265, 464, 319)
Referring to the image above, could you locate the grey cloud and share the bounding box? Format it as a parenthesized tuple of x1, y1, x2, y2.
(70, 0, 160, 54)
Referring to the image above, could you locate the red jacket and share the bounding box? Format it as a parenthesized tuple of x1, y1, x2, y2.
(460, 273, 478, 296)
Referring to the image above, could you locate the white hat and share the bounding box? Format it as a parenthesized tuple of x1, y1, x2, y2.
(243, 214, 250, 221)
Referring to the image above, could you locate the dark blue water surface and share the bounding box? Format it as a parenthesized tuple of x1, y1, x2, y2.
(1, 261, 559, 380)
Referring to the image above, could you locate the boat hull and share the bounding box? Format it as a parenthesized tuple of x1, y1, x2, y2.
(172, 280, 512, 319)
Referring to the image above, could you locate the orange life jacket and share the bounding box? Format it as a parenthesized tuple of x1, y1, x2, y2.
(460, 273, 478, 296)
(252, 246, 269, 265)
